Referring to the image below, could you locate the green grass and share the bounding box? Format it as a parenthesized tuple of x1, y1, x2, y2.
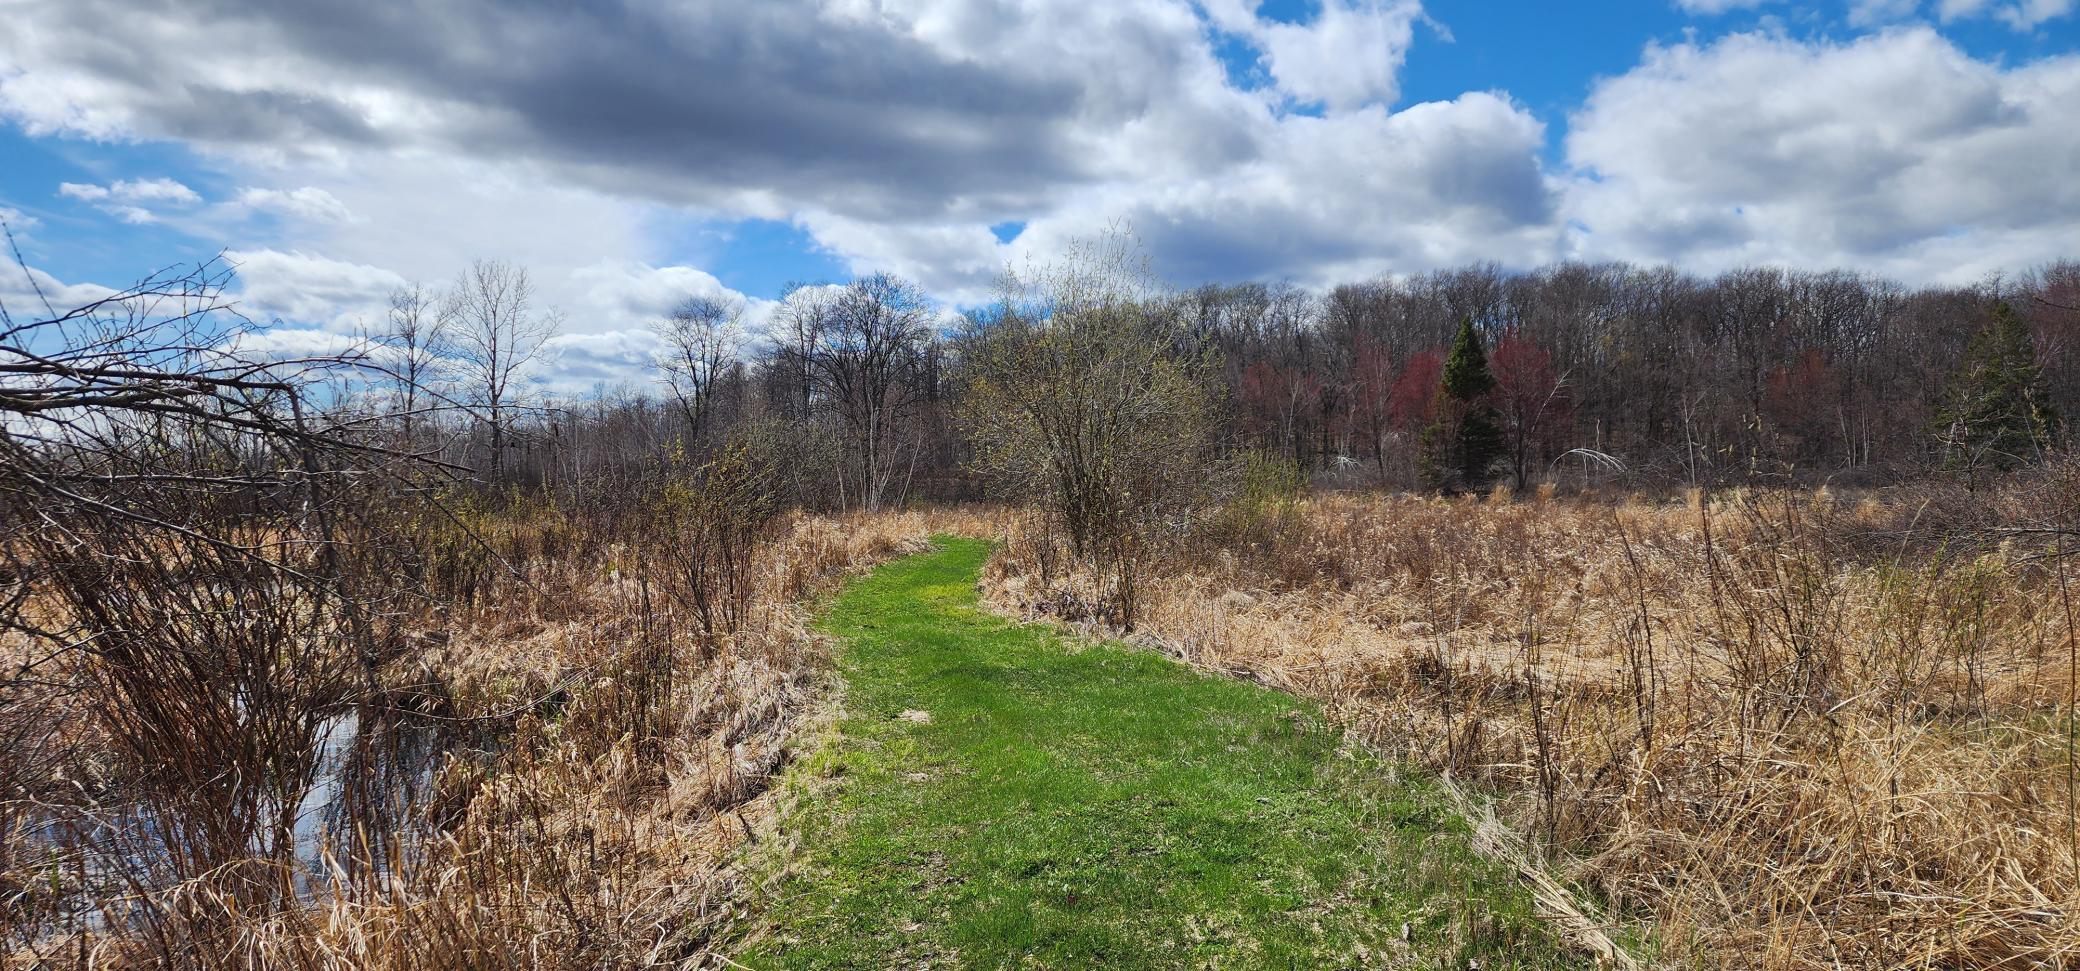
(728, 538, 1582, 969)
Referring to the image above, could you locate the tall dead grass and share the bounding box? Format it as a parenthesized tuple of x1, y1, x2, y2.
(985, 482, 2080, 968)
(3, 503, 984, 969)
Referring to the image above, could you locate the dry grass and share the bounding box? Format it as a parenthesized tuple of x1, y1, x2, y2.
(3, 505, 992, 969)
(984, 483, 2080, 968)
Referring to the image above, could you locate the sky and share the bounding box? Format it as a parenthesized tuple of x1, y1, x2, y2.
(2, 0, 2077, 392)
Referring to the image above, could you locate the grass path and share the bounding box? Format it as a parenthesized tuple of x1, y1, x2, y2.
(729, 538, 1581, 968)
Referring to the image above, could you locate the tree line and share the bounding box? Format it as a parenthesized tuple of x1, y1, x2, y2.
(358, 254, 2080, 506)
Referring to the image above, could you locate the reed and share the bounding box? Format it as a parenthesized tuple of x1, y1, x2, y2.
(985, 477, 2080, 967)
(2, 487, 989, 968)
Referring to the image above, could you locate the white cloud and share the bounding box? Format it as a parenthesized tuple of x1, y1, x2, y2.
(3, 0, 2078, 376)
(234, 186, 354, 223)
(0, 206, 38, 233)
(0, 263, 115, 321)
(1933, 0, 2075, 27)
(792, 214, 1009, 304)
(225, 248, 406, 330)
(1992, 0, 2076, 28)
(534, 329, 670, 398)
(0, 0, 1491, 324)
(808, 89, 1560, 302)
(1564, 27, 2080, 281)
(567, 259, 775, 335)
(58, 177, 199, 205)
(1017, 92, 1559, 289)
(113, 178, 198, 204)
(58, 177, 202, 223)
(230, 326, 364, 360)
(1256, 0, 1425, 110)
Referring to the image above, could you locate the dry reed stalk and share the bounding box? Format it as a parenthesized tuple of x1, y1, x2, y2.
(983, 484, 2080, 969)
(3, 505, 988, 969)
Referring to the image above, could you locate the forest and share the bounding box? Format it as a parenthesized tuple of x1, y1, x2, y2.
(423, 255, 2080, 503)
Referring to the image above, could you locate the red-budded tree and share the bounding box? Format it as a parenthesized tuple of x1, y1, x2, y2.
(1388, 348, 1444, 434)
(1491, 326, 1571, 490)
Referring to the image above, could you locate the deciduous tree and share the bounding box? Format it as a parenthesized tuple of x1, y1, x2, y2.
(449, 259, 555, 476)
(1491, 326, 1570, 490)
(656, 293, 743, 452)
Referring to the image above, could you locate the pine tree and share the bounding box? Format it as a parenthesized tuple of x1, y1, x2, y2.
(1421, 317, 1505, 491)
(1937, 300, 2060, 486)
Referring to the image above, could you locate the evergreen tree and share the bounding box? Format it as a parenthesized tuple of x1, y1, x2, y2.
(1421, 317, 1505, 491)
(1937, 300, 2060, 486)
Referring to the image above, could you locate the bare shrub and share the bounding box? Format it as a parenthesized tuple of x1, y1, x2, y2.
(961, 231, 1223, 628)
(651, 444, 783, 651)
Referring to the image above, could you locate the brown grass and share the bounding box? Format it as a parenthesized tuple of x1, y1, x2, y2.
(984, 484, 2080, 968)
(3, 505, 989, 969)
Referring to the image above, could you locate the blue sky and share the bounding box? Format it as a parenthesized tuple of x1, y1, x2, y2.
(2, 0, 2076, 388)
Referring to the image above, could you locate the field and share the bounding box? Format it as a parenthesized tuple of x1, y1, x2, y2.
(984, 482, 2080, 968)
(12, 474, 2080, 968)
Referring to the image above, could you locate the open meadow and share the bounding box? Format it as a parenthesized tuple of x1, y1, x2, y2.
(986, 481, 2080, 967)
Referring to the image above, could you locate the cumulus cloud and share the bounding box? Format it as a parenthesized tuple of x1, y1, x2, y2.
(214, 154, 673, 337)
(0, 0, 1109, 222)
(0, 263, 116, 321)
(57, 178, 200, 205)
(3, 0, 2078, 362)
(229, 326, 364, 360)
(225, 248, 406, 329)
(0, 0, 1552, 307)
(1255, 0, 1426, 110)
(58, 177, 202, 223)
(1564, 27, 2080, 281)
(1863, 0, 2080, 27)
(1014, 92, 1559, 289)
(1989, 0, 2076, 28)
(0, 0, 1432, 245)
(802, 88, 1560, 301)
(534, 329, 670, 398)
(567, 259, 775, 335)
(234, 186, 354, 223)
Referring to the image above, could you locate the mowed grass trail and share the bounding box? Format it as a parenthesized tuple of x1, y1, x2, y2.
(730, 538, 1581, 969)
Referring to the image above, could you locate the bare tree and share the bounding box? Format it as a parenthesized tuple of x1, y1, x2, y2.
(0, 256, 419, 532)
(383, 281, 451, 449)
(779, 274, 931, 511)
(655, 293, 742, 451)
(448, 259, 554, 477)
